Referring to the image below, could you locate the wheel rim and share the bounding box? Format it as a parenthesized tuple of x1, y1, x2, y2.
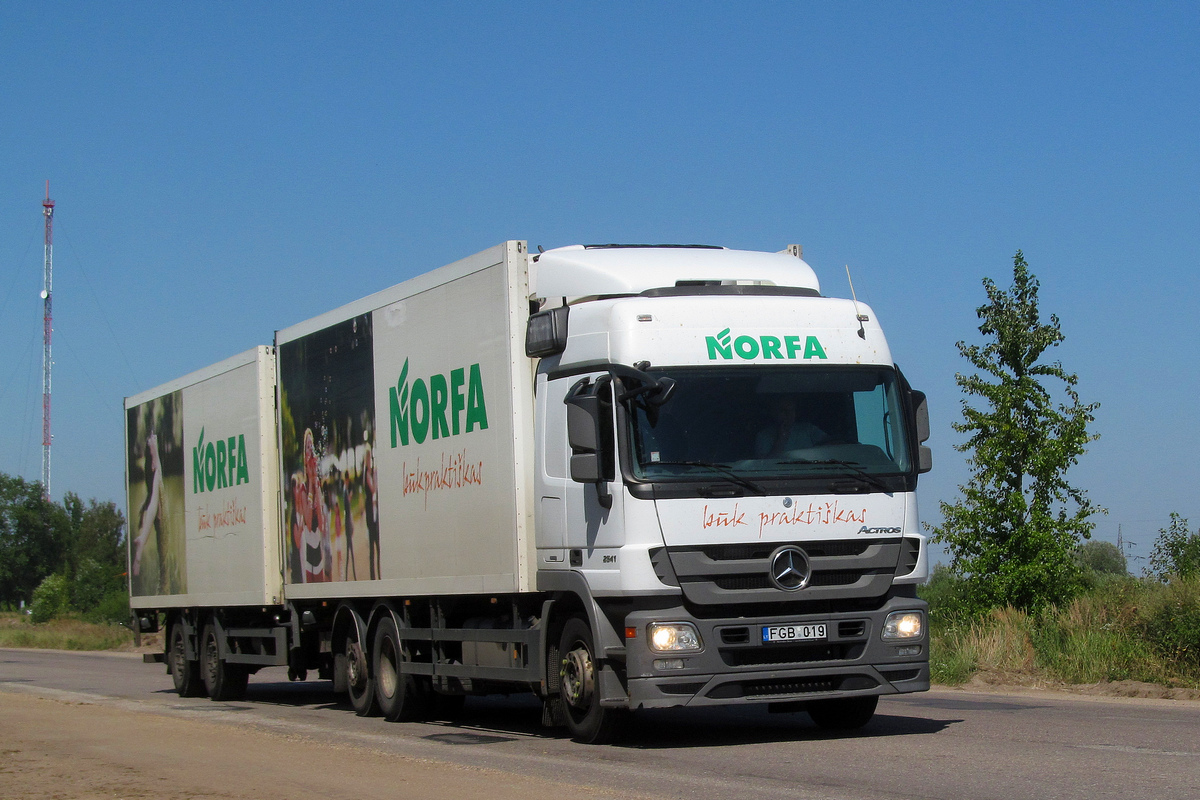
(347, 639, 367, 691)
(378, 638, 398, 699)
(204, 633, 219, 684)
(171, 630, 186, 675)
(561, 643, 595, 710)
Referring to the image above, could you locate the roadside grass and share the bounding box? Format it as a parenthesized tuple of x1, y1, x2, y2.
(0, 612, 135, 651)
(923, 574, 1200, 689)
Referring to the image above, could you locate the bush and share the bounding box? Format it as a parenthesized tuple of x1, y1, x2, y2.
(0, 612, 133, 650)
(1030, 586, 1163, 684)
(922, 569, 1200, 688)
(84, 588, 131, 625)
(919, 564, 976, 623)
(1139, 576, 1200, 671)
(23, 558, 128, 624)
(29, 573, 71, 624)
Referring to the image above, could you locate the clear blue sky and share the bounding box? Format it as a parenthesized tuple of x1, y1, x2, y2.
(2, 3, 1197, 569)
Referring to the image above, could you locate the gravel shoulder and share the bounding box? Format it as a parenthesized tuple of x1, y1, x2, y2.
(955, 669, 1200, 702)
(0, 689, 633, 800)
(4, 646, 1198, 800)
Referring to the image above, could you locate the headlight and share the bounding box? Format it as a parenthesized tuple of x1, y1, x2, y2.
(882, 611, 924, 640)
(647, 622, 703, 653)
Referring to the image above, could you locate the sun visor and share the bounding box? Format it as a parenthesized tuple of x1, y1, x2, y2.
(532, 245, 821, 299)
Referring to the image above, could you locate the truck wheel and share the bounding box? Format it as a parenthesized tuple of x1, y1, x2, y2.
(169, 622, 205, 698)
(806, 696, 878, 730)
(557, 616, 624, 744)
(342, 628, 378, 717)
(201, 624, 249, 701)
(372, 616, 428, 722)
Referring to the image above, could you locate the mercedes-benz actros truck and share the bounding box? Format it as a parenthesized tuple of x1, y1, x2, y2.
(126, 241, 931, 743)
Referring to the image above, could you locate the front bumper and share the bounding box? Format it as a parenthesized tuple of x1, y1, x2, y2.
(623, 595, 929, 709)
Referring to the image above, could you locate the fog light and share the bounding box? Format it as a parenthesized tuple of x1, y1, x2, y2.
(647, 622, 703, 653)
(896, 645, 922, 657)
(882, 611, 924, 640)
(653, 658, 686, 670)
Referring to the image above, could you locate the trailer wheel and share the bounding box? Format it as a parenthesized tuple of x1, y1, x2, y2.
(169, 622, 205, 698)
(806, 696, 878, 730)
(342, 627, 378, 717)
(557, 616, 624, 744)
(372, 616, 428, 722)
(201, 624, 249, 701)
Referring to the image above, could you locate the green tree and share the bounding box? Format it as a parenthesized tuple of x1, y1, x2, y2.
(0, 473, 127, 616)
(61, 493, 127, 610)
(0, 474, 69, 608)
(930, 251, 1103, 613)
(1075, 540, 1127, 576)
(1148, 513, 1200, 581)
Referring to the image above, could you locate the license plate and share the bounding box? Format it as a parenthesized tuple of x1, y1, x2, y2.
(762, 623, 827, 643)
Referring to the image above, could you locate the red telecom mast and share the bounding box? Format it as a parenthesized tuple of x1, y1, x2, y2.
(41, 182, 54, 499)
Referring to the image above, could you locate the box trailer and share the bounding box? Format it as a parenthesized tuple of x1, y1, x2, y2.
(128, 240, 932, 742)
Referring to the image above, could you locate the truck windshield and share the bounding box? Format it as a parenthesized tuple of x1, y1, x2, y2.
(627, 366, 913, 482)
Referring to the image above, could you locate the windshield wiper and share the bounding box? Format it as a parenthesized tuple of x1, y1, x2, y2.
(779, 459, 893, 492)
(644, 460, 767, 496)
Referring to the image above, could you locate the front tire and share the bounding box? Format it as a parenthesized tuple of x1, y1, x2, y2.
(557, 616, 624, 744)
(201, 624, 249, 701)
(169, 622, 205, 698)
(806, 696, 878, 730)
(372, 616, 428, 722)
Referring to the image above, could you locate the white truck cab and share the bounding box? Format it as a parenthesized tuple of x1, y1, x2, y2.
(528, 244, 930, 736)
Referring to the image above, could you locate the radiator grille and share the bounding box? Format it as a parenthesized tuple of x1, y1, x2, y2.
(664, 538, 904, 606)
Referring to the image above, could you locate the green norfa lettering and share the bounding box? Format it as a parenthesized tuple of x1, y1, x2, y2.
(706, 328, 733, 359)
(192, 427, 250, 494)
(390, 358, 489, 448)
(705, 329, 828, 361)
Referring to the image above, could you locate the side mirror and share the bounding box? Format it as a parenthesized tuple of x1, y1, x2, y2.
(567, 400, 603, 482)
(911, 390, 932, 474)
(565, 378, 614, 508)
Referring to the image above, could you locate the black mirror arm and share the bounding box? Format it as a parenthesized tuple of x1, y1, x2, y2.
(609, 363, 675, 405)
(595, 480, 612, 509)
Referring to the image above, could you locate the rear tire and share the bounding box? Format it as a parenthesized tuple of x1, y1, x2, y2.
(169, 622, 205, 698)
(372, 616, 428, 722)
(806, 696, 878, 730)
(557, 616, 625, 744)
(201, 624, 249, 701)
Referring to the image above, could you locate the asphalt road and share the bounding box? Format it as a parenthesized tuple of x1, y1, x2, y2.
(2, 647, 1198, 800)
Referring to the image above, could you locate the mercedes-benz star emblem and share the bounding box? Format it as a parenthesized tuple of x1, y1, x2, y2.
(769, 546, 812, 591)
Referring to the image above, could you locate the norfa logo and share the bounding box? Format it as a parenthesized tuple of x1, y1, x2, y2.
(193, 428, 250, 493)
(705, 328, 828, 361)
(389, 358, 489, 447)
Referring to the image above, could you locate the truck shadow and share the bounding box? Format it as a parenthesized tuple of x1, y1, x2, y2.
(418, 699, 958, 749)
(229, 680, 958, 748)
(607, 707, 958, 749)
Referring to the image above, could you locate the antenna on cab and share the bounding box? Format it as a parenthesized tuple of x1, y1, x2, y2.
(845, 265, 869, 340)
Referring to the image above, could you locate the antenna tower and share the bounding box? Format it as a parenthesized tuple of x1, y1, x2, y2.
(41, 182, 54, 499)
